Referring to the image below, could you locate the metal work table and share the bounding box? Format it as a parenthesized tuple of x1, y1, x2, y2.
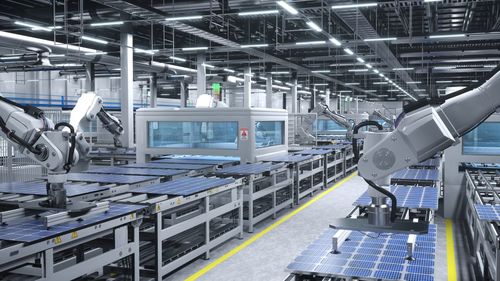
(83, 167, 188, 182)
(391, 168, 440, 186)
(463, 165, 500, 281)
(262, 154, 323, 205)
(64, 173, 160, 189)
(294, 149, 333, 190)
(122, 162, 215, 175)
(105, 176, 244, 280)
(0, 202, 145, 280)
(213, 162, 293, 232)
(285, 224, 437, 281)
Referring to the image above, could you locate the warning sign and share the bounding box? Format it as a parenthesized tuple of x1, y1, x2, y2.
(240, 128, 249, 141)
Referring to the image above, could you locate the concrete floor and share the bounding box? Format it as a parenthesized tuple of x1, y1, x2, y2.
(167, 174, 450, 281)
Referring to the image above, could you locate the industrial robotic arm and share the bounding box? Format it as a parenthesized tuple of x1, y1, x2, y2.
(332, 70, 500, 234)
(299, 102, 353, 143)
(370, 109, 395, 129)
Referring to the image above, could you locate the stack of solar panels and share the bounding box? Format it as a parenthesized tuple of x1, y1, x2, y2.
(391, 168, 440, 186)
(354, 185, 439, 210)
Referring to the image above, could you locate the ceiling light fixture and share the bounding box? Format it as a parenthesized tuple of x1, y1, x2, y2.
(296, 41, 326, 45)
(169, 56, 186, 62)
(365, 64, 372, 69)
(343, 48, 354, 55)
(356, 57, 365, 63)
(81, 36, 108, 44)
(182, 47, 208, 51)
(84, 51, 107, 55)
(429, 33, 465, 39)
(241, 43, 269, 48)
(345, 82, 360, 85)
(407, 81, 422, 84)
(202, 63, 215, 69)
(373, 82, 388, 85)
(311, 70, 330, 73)
(223, 68, 235, 73)
(14, 21, 51, 32)
(0, 56, 21, 60)
(393, 67, 414, 71)
(277, 1, 299, 15)
(329, 37, 342, 46)
(363, 37, 397, 42)
(90, 21, 124, 27)
(436, 80, 453, 83)
(348, 69, 368, 72)
(332, 3, 378, 9)
(271, 71, 289, 74)
(134, 48, 158, 55)
(306, 21, 322, 32)
(238, 10, 279, 16)
(165, 16, 203, 21)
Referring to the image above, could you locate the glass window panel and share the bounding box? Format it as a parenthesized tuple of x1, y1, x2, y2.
(148, 121, 238, 150)
(255, 121, 284, 148)
(316, 119, 348, 133)
(463, 122, 500, 155)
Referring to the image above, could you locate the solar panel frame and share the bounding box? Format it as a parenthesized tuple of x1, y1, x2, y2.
(132, 177, 235, 196)
(213, 162, 286, 176)
(66, 173, 158, 184)
(261, 154, 313, 164)
(152, 158, 239, 166)
(475, 205, 500, 221)
(0, 182, 108, 197)
(294, 149, 335, 155)
(122, 162, 214, 171)
(83, 167, 188, 177)
(0, 203, 145, 243)
(287, 224, 437, 281)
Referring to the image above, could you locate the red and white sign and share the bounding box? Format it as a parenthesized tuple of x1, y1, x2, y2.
(240, 128, 249, 141)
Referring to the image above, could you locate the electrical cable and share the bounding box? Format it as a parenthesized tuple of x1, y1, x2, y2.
(55, 122, 76, 173)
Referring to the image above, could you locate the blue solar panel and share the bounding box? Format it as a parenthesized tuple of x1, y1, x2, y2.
(152, 158, 238, 166)
(286, 224, 437, 281)
(354, 185, 439, 209)
(261, 154, 313, 164)
(132, 177, 235, 196)
(294, 149, 334, 155)
(66, 173, 158, 184)
(392, 168, 439, 182)
(213, 162, 285, 176)
(83, 167, 188, 177)
(0, 182, 108, 197)
(123, 163, 213, 171)
(412, 158, 440, 168)
(0, 203, 145, 243)
(475, 205, 500, 221)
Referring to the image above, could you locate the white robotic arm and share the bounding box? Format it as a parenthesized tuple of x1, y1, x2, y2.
(370, 109, 395, 129)
(299, 102, 353, 143)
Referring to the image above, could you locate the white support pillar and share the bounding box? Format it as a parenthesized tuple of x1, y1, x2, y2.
(120, 19, 134, 148)
(291, 79, 298, 114)
(149, 73, 157, 108)
(243, 66, 252, 108)
(197, 54, 206, 97)
(180, 82, 187, 107)
(325, 88, 330, 108)
(266, 73, 273, 108)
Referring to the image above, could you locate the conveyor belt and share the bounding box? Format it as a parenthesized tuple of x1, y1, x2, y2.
(0, 182, 107, 197)
(66, 173, 158, 184)
(0, 203, 145, 243)
(287, 224, 437, 281)
(83, 167, 188, 177)
(132, 177, 235, 196)
(213, 162, 286, 176)
(354, 185, 439, 210)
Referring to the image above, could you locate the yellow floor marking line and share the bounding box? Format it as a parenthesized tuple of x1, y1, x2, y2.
(446, 219, 458, 281)
(185, 172, 358, 281)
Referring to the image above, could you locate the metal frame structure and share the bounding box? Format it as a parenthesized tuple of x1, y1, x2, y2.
(213, 163, 293, 233)
(464, 165, 500, 281)
(105, 176, 244, 280)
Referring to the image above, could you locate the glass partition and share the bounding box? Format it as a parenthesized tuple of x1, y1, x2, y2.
(316, 119, 348, 133)
(463, 122, 500, 155)
(255, 121, 284, 148)
(148, 121, 238, 149)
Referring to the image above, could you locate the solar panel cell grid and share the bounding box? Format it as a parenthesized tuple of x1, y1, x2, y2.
(123, 163, 213, 170)
(475, 205, 500, 221)
(132, 177, 235, 196)
(354, 185, 439, 210)
(83, 167, 188, 177)
(392, 169, 439, 181)
(66, 173, 158, 184)
(287, 224, 437, 281)
(0, 182, 108, 197)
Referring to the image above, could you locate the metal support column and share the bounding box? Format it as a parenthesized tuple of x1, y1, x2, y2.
(266, 73, 273, 108)
(149, 73, 157, 108)
(291, 79, 298, 114)
(120, 16, 134, 148)
(243, 66, 252, 108)
(85, 63, 95, 92)
(325, 88, 330, 107)
(197, 53, 206, 97)
(180, 82, 187, 107)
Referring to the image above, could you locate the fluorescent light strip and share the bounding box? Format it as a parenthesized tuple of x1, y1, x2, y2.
(271, 71, 289, 74)
(345, 82, 360, 85)
(373, 82, 388, 85)
(339, 90, 352, 93)
(90, 21, 124, 27)
(393, 67, 414, 71)
(414, 89, 426, 92)
(258, 76, 268, 81)
(311, 70, 330, 73)
(343, 48, 354, 55)
(202, 63, 215, 69)
(332, 3, 377, 9)
(429, 34, 465, 39)
(0, 56, 21, 60)
(48, 54, 65, 57)
(273, 85, 291, 90)
(135, 48, 158, 55)
(277, 1, 298, 15)
(365, 64, 372, 69)
(165, 16, 203, 21)
(433, 66, 455, 70)
(223, 68, 235, 73)
(387, 89, 400, 92)
(54, 63, 83, 67)
(182, 47, 208, 51)
(329, 37, 342, 46)
(314, 83, 328, 86)
(406, 81, 421, 84)
(306, 21, 322, 32)
(238, 10, 279, 16)
(84, 51, 107, 55)
(364, 90, 377, 93)
(169, 56, 186, 62)
(241, 43, 269, 48)
(348, 69, 368, 72)
(364, 37, 397, 42)
(373, 69, 380, 74)
(436, 80, 453, 83)
(81, 36, 108, 44)
(424, 0, 442, 2)
(296, 41, 326, 45)
(356, 57, 365, 63)
(14, 21, 51, 32)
